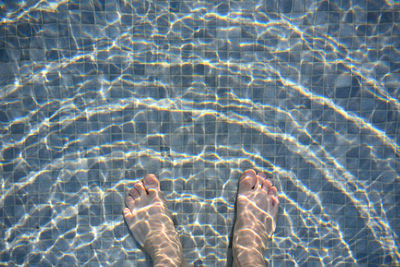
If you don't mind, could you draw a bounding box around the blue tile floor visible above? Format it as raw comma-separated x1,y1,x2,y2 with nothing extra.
0,0,399,266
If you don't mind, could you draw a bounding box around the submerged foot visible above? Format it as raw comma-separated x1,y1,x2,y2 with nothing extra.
232,169,280,267
123,174,185,267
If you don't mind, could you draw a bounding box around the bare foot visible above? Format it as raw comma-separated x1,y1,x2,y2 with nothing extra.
123,174,185,267
232,169,280,267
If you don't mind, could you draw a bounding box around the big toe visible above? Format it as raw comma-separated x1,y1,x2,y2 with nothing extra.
129,187,140,200
143,174,160,195
134,181,146,196
238,169,257,194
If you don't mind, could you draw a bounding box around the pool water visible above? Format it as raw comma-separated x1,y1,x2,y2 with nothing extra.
1,0,399,266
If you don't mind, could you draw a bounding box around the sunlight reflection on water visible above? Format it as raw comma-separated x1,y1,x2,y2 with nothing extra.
0,0,399,266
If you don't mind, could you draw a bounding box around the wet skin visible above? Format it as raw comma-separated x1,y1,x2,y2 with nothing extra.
123,170,279,267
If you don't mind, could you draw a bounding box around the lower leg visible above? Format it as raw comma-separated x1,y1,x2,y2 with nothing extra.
232,231,266,267
123,174,186,267
232,169,280,267
144,228,185,267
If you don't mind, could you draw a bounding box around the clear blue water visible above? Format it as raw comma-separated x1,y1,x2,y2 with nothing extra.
0,0,399,266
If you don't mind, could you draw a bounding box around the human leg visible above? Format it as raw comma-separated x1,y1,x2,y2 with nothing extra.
123,174,186,267
232,169,280,267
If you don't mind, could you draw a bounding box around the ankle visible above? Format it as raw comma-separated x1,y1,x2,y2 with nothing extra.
233,257,265,267
144,233,185,267
153,255,185,267
151,248,185,267
232,247,265,267
232,230,266,267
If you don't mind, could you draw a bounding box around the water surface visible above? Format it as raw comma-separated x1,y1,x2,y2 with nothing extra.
0,0,399,266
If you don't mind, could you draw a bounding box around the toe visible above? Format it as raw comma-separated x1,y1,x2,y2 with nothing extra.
270,196,280,222
143,174,160,195
134,182,146,196
262,178,273,190
129,187,140,200
244,169,257,176
238,169,257,194
268,185,277,195
257,172,267,179
125,196,135,210
256,172,266,187
271,195,279,207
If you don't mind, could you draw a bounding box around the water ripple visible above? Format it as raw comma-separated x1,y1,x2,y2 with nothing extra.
1,0,399,266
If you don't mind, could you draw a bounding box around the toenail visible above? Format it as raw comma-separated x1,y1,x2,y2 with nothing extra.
244,169,256,175
258,172,267,178
146,179,155,184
